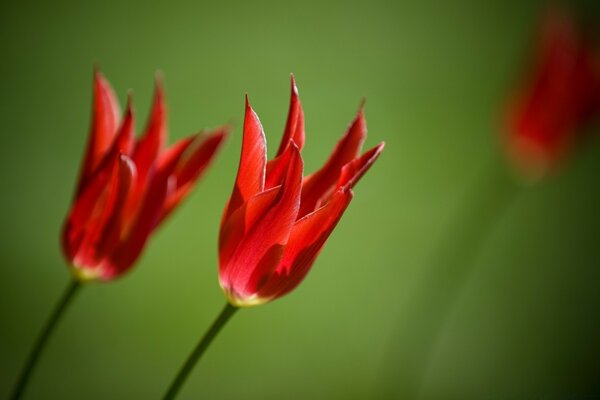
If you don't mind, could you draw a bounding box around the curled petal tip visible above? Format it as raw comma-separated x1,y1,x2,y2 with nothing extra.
123,95,135,120
93,63,107,81
338,142,385,190
290,74,298,94
217,124,233,139
153,72,165,101
93,67,110,89
244,95,260,124
359,97,366,112
154,70,164,86
199,125,231,145
352,102,366,126
126,89,134,105
371,141,386,163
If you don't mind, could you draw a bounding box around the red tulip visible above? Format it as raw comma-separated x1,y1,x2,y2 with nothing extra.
62,70,228,281
504,8,600,179
218,77,384,307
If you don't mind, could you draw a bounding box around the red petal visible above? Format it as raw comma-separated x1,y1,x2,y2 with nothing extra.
93,155,136,271
158,127,228,224
125,78,168,228
156,136,196,172
112,97,135,155
265,140,294,189
106,159,174,278
257,189,353,300
264,77,305,189
63,158,114,263
299,104,366,218
79,98,136,197
219,186,280,270
104,132,197,277
219,143,303,303
275,75,305,156
65,154,134,276
149,134,197,223
132,75,167,184
337,142,385,190
223,97,267,222
76,70,121,195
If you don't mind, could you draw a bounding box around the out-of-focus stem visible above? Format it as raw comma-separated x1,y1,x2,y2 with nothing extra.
11,279,82,400
380,157,521,399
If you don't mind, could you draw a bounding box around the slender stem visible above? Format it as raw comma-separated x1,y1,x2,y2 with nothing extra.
380,157,521,399
163,302,238,400
11,279,82,400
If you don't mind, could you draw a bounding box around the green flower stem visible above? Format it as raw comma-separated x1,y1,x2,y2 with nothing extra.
11,279,82,400
163,302,238,400
381,157,521,399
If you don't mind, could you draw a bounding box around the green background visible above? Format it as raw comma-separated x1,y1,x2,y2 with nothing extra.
2,0,600,398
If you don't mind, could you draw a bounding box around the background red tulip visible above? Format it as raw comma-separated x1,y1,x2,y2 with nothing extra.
218,77,384,307
62,71,228,281
504,8,600,179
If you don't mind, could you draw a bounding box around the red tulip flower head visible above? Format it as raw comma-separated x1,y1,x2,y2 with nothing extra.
62,71,228,281
219,77,384,307
504,8,600,180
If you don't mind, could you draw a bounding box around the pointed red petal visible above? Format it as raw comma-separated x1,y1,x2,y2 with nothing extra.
218,186,280,271
93,155,136,272
65,154,134,277
157,127,228,224
106,133,195,276
257,189,353,300
148,134,198,220
63,158,114,263
156,136,196,172
337,142,385,190
219,144,303,304
265,139,294,189
299,105,366,218
112,98,136,155
76,70,121,195
106,158,175,278
223,97,267,221
120,79,169,227
132,76,167,183
79,98,136,196
264,77,306,189
275,75,305,156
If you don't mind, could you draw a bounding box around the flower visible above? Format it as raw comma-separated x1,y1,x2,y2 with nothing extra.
218,77,384,307
62,70,228,281
504,8,600,180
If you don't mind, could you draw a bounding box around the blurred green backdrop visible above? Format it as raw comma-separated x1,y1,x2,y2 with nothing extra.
2,0,600,398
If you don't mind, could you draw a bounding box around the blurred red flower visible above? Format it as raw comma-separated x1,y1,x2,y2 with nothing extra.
218,77,384,307
62,70,228,281
505,8,600,179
